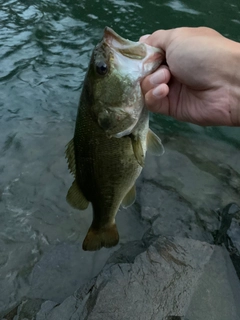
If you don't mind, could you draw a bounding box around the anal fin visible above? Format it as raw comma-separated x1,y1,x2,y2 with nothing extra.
121,185,136,208
66,180,89,210
147,129,164,156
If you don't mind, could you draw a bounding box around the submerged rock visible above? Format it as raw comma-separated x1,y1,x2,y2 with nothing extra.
9,236,240,320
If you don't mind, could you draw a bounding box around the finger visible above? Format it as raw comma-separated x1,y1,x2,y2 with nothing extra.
141,66,171,94
145,84,170,116
139,34,150,42
140,29,173,51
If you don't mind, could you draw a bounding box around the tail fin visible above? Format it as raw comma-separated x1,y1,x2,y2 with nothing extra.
82,223,119,251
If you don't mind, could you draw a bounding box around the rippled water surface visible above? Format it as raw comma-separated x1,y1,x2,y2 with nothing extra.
1,0,240,316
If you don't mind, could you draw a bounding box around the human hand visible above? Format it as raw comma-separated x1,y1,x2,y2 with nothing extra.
140,27,240,126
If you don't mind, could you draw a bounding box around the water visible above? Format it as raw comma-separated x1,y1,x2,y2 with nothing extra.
0,0,240,316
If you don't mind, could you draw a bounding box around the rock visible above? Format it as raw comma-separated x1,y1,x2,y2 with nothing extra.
213,203,240,280
139,178,216,243
213,202,240,246
28,243,117,302
2,304,18,320
36,297,76,320
3,299,45,320
32,236,240,320
185,244,240,320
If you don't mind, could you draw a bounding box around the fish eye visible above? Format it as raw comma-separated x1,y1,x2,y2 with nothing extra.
96,62,108,75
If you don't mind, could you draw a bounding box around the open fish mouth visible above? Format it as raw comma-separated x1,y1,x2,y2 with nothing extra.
102,27,164,77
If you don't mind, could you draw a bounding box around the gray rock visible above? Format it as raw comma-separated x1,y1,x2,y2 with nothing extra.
28,243,117,302
139,177,216,244
34,237,240,320
3,299,45,320
213,202,240,280
186,245,240,320
36,297,76,320
214,202,240,246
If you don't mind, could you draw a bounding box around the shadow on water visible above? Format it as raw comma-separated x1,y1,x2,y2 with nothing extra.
0,0,240,316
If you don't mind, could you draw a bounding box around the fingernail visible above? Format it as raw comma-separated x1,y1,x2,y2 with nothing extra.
150,69,165,85
139,34,150,42
152,86,164,98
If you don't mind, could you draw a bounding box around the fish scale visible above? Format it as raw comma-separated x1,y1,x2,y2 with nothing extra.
75,102,141,216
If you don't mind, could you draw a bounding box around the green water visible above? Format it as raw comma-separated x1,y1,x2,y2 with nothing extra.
0,0,240,316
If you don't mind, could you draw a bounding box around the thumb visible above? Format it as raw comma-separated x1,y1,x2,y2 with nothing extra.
139,29,173,52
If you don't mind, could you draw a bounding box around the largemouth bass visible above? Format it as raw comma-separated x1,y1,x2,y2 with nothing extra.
66,27,164,251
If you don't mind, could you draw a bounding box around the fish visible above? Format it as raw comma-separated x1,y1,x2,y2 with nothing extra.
65,27,165,251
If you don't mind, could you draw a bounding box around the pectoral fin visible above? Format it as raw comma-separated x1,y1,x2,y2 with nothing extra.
121,185,136,208
131,135,145,167
65,139,76,176
147,129,165,156
66,180,89,210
